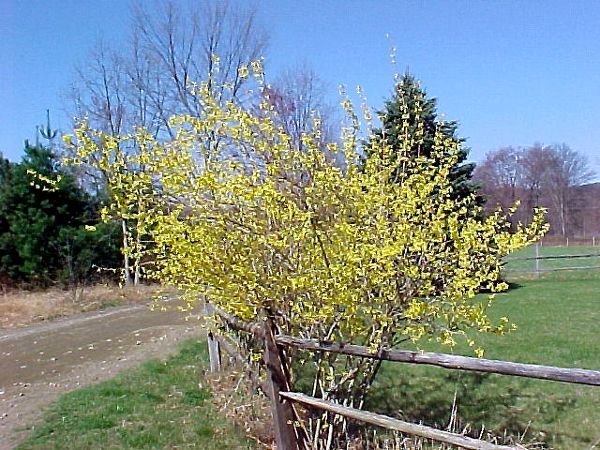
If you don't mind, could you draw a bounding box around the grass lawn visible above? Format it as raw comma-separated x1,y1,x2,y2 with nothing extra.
367,263,600,448
16,340,255,450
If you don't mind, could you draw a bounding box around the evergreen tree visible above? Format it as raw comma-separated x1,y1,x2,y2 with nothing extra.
0,154,15,277
365,73,479,203
0,143,120,286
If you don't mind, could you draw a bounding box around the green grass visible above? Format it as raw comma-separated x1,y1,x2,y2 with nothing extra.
17,340,255,450
367,264,600,448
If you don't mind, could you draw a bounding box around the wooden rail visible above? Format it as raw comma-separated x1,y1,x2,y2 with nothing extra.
275,335,600,386
204,302,264,337
506,264,600,273
280,392,520,450
504,248,600,273
505,252,600,261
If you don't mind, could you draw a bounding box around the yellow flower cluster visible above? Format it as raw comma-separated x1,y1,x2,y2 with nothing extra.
26,169,63,192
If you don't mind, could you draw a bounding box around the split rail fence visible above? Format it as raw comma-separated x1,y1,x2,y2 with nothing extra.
204,304,600,450
504,244,600,274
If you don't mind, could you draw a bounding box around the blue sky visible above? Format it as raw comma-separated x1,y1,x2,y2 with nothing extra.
2,0,599,176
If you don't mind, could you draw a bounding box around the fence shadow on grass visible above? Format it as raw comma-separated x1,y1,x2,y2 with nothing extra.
366,366,578,445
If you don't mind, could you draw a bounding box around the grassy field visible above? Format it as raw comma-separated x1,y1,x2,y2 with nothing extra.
368,256,600,449
16,340,255,450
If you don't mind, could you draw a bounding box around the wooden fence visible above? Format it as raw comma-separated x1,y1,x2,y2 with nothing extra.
204,304,600,450
504,244,600,274
538,236,599,247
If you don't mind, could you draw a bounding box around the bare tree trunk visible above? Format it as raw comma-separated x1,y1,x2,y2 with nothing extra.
121,219,133,286
560,197,567,236
133,230,141,286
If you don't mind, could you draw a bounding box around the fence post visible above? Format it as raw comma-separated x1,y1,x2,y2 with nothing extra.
207,330,222,372
203,303,222,373
535,242,540,277
264,321,299,450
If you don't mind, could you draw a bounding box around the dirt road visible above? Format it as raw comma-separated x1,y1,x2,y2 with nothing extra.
0,303,203,449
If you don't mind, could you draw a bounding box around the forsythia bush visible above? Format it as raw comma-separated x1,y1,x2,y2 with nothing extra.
66,62,546,445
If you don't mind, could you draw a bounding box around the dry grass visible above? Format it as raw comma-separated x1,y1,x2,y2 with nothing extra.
208,363,275,448
0,284,162,330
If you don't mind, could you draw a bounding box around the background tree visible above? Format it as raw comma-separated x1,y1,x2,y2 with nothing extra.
263,66,339,154
39,109,58,148
68,0,268,140
520,143,552,214
0,142,120,287
474,146,523,216
544,144,594,236
66,0,268,284
474,144,595,236
365,73,479,203
131,0,268,134
67,42,149,285
0,153,15,280
69,41,129,138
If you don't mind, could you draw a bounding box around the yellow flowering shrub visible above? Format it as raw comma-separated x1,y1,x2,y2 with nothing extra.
66,63,546,443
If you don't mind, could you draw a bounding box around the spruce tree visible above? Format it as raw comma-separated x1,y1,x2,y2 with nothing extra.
0,143,120,286
365,73,479,203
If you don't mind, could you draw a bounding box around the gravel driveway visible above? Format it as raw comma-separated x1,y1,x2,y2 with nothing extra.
0,303,203,449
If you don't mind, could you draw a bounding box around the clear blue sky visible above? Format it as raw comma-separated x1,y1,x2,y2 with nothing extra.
2,0,599,176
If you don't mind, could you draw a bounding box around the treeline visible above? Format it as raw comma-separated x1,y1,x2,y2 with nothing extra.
474,144,597,238
0,143,121,288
